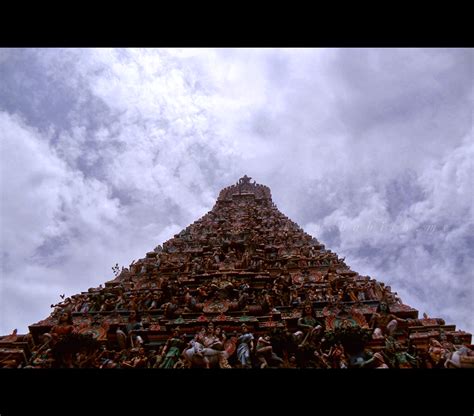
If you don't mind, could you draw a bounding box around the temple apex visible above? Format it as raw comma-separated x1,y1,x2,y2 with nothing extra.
238,174,253,185
6,172,471,370
217,175,272,203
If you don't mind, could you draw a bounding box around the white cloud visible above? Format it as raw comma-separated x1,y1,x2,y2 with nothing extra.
0,48,472,336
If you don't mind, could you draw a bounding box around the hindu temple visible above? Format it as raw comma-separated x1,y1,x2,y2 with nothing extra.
1,176,472,368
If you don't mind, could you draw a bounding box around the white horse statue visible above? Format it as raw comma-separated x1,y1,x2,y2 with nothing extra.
444,346,474,368
183,338,236,368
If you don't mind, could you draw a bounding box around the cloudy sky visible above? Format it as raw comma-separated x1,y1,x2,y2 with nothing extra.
0,48,472,336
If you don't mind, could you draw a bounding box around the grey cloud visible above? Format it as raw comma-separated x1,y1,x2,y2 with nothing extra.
0,49,114,135
0,48,472,336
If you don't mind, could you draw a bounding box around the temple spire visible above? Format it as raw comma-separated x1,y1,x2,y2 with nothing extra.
217,175,272,202
14,175,471,370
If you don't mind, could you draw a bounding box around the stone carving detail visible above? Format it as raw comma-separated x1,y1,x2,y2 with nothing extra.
4,176,471,369
218,175,272,202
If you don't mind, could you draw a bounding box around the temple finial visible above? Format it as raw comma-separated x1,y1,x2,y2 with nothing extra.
218,176,272,202
238,175,252,185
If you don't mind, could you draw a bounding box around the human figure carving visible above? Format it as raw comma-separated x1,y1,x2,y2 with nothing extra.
237,323,254,368
116,310,143,350
296,304,323,348
369,301,406,339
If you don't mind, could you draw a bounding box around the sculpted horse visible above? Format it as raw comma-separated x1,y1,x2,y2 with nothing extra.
183,337,237,368
270,329,323,368
444,346,474,368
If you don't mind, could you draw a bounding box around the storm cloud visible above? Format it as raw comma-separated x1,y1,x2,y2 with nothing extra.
0,48,472,335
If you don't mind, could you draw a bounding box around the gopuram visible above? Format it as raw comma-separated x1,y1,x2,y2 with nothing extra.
2,176,472,369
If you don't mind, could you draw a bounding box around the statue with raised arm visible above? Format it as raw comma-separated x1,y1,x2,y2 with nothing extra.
237,323,254,368
369,301,406,339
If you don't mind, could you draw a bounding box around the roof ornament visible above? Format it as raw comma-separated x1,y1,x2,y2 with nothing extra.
238,175,252,185
218,175,272,202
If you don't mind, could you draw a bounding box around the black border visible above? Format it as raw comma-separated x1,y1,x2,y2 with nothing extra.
1,6,471,47
1,368,473,415
1,7,471,416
